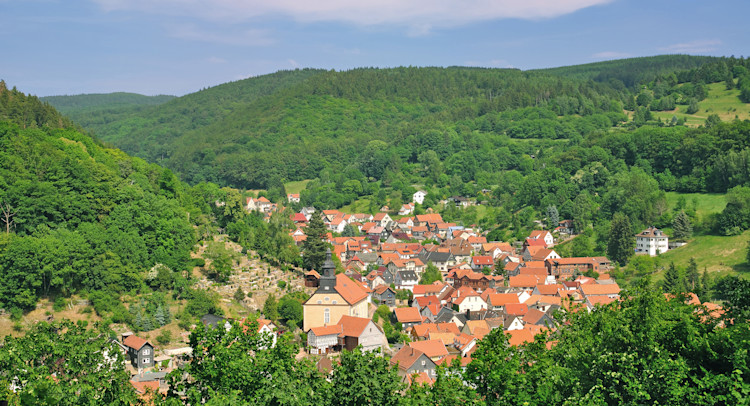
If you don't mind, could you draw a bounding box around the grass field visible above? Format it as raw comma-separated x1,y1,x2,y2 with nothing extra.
664,192,727,223
651,82,750,126
653,231,750,279
340,198,372,214
284,180,311,194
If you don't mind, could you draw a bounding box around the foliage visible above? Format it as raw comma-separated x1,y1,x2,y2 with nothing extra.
607,212,634,266
419,262,442,284
302,214,328,271
0,320,138,405
203,241,237,282
263,294,279,321
328,348,404,406
672,210,693,240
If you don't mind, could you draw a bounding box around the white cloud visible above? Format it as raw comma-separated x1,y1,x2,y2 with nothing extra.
166,23,275,46
659,39,722,54
288,59,300,68
591,51,631,59
92,0,613,30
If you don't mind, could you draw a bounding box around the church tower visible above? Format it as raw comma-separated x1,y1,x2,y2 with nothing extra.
317,249,336,292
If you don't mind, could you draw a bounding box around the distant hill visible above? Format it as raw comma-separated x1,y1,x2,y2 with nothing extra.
535,54,720,88
41,92,175,113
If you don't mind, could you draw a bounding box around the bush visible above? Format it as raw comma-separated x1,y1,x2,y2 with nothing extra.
156,329,173,345
277,280,287,289
53,297,67,312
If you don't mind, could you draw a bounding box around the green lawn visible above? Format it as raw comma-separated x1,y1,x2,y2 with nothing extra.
653,231,750,279
651,82,750,126
284,180,311,195
665,192,727,218
340,198,372,214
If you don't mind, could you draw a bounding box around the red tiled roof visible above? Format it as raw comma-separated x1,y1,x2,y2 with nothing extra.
390,346,428,371
123,335,150,351
580,283,620,296
337,315,374,338
310,324,342,337
409,339,449,358
395,307,423,323
505,303,529,316
335,274,369,305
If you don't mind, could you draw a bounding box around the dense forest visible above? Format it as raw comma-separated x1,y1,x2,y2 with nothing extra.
0,82,297,324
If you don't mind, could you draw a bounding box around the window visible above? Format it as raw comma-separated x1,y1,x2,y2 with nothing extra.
143,358,150,364
317,300,322,304
332,300,337,304
324,308,330,324
421,360,426,366
143,349,150,355
324,296,330,301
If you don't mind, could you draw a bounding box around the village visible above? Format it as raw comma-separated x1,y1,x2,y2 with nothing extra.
117,189,711,396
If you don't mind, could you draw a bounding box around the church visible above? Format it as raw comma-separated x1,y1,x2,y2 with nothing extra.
303,250,370,331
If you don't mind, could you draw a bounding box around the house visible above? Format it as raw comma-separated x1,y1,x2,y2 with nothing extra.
410,323,461,341
451,288,487,313
449,268,501,293
486,293,520,312
580,283,621,300
418,251,456,275
413,191,427,205
471,256,494,272
373,213,393,228
395,270,419,291
246,196,273,213
372,285,396,307
528,230,554,247
328,218,348,234
256,318,278,348
394,307,423,330
303,251,370,331
300,206,316,221
412,283,448,298
635,227,669,256
399,203,415,216
409,339,449,361
545,257,612,279
557,220,575,235
508,275,543,290
337,315,387,352
308,325,341,355
287,193,301,203
122,333,155,369
305,270,320,288
390,346,437,380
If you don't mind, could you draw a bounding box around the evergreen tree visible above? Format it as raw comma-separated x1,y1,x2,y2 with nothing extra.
233,286,246,302
701,267,712,300
263,294,278,321
686,98,699,114
546,205,559,229
663,262,684,294
341,223,356,237
154,304,167,326
686,258,700,293
607,212,634,266
672,210,693,240
302,214,328,271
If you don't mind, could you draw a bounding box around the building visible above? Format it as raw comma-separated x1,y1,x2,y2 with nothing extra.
413,191,427,205
122,333,155,369
635,227,669,256
303,250,370,331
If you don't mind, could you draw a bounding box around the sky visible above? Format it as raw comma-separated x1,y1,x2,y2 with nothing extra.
2,0,749,97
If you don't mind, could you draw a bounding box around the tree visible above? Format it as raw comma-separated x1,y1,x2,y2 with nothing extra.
465,328,525,404
341,223,357,237
203,241,236,282
0,200,15,234
278,297,303,329
302,214,328,271
686,98,700,114
705,114,721,129
263,294,279,321
233,286,246,302
672,210,693,241
686,258,700,294
663,262,684,294
607,212,634,266
546,205,559,229
419,262,442,284
328,348,403,406
0,320,139,405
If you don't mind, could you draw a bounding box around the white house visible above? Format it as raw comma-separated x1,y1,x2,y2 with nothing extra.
413,190,427,205
635,227,669,256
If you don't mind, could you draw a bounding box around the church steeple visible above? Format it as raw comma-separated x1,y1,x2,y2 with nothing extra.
318,249,336,292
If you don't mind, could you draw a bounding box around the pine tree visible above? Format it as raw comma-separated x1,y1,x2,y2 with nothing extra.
154,305,167,326
263,294,278,321
663,262,684,294
701,267,712,300
607,213,634,266
686,258,700,293
546,205,559,229
672,210,693,241
234,286,246,302
302,214,328,271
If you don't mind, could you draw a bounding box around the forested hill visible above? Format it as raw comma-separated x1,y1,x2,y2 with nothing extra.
535,54,720,88
0,82,196,315
40,92,175,113
44,54,740,191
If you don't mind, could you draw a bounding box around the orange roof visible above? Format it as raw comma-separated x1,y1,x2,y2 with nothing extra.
412,283,446,296
580,283,620,296
335,273,369,305
337,315,375,338
506,329,535,346
587,296,617,306
487,293,520,307
391,346,428,371
412,323,461,338
505,303,529,316
535,284,561,295
520,267,548,277
416,214,443,224
123,335,150,351
523,308,548,325
310,324,342,336
407,372,434,386
463,319,490,335
509,275,543,288
409,339,449,358
395,307,423,323
130,380,160,395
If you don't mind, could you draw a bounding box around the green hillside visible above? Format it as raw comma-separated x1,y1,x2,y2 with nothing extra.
41,92,175,113
536,54,719,88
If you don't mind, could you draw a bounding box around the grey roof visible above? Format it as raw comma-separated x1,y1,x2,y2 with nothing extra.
397,270,418,282
434,307,457,324
200,314,225,328
419,250,453,263
131,371,169,382
357,252,379,263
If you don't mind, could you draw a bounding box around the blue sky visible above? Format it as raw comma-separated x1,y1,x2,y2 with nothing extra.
2,0,749,96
